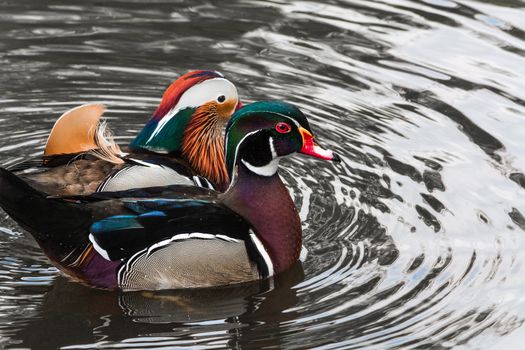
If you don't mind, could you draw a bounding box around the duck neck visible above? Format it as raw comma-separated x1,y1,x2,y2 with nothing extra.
181,105,229,191
221,163,302,274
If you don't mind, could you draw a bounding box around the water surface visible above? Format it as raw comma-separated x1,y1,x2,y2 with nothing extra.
0,0,524,349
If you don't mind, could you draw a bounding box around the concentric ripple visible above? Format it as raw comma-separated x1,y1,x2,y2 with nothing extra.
0,0,524,349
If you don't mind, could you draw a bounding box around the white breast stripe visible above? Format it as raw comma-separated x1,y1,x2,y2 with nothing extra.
203,178,215,190
89,234,111,261
192,176,215,189
189,232,216,239
144,233,237,259
146,237,176,257
118,247,148,285
249,230,274,277
193,176,204,188
216,234,240,243
172,233,190,241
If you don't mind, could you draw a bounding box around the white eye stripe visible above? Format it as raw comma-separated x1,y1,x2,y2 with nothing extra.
146,78,238,143
175,78,237,111
277,114,301,129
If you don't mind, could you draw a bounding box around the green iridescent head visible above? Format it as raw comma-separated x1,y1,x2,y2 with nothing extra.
224,101,339,180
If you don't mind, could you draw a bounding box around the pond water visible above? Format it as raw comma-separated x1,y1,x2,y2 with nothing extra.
0,0,524,349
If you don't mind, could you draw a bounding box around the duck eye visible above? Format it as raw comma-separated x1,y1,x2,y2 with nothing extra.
275,122,291,134
217,95,226,103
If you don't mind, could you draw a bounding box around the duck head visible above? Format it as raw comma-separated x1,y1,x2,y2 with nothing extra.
131,70,240,188
225,101,339,184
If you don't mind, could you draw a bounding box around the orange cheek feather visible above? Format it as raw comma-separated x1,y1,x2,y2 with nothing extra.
213,98,238,120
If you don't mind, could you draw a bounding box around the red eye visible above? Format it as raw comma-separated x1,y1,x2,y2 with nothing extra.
275,122,291,134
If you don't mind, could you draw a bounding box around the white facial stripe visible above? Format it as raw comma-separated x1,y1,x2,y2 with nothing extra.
254,112,302,129
241,158,280,177
287,117,301,129
239,136,280,177
176,78,237,110
269,137,278,159
146,78,238,143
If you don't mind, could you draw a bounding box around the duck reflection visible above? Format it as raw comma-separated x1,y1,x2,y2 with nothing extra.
16,262,304,349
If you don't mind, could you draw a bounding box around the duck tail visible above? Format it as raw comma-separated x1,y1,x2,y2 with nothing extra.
89,120,126,165
44,103,126,165
0,167,91,261
0,167,48,237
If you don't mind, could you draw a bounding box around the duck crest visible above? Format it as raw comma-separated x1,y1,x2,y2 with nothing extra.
224,101,305,179
130,70,224,154
153,70,224,120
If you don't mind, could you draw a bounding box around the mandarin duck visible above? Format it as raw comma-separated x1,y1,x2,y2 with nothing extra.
12,70,240,195
0,101,339,290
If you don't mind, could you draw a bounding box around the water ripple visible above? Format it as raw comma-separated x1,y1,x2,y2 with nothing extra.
0,0,524,349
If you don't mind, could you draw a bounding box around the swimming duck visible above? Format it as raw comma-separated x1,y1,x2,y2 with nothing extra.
0,101,339,290
13,70,240,195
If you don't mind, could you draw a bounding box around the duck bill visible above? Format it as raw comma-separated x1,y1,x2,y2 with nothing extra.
299,127,340,161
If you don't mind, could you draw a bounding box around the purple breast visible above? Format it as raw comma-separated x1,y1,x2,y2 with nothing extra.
80,249,121,289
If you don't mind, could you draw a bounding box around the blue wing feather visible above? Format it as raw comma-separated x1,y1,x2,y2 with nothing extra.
89,199,251,261
91,215,143,235
123,199,209,214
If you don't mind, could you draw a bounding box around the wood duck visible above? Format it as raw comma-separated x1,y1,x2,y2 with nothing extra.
12,70,240,196
0,101,340,290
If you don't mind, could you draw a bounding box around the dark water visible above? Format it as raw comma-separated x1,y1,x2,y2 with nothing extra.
0,0,524,348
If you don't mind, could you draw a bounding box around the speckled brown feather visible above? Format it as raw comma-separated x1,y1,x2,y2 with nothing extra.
21,159,123,196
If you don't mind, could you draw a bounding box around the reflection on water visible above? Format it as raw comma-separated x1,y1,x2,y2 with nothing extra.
12,265,304,349
0,0,524,349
